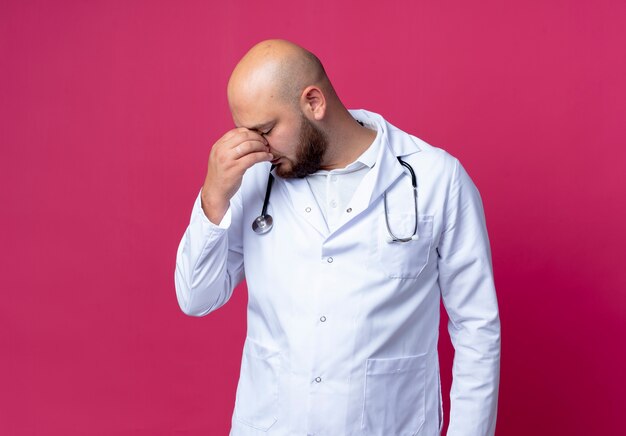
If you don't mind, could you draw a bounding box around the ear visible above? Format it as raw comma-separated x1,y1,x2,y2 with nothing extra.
299,86,326,121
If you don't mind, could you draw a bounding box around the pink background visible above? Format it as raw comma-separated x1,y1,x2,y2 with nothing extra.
2,1,625,434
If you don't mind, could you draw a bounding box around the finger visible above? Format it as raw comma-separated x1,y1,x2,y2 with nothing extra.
220,128,240,142
217,127,248,146
237,151,275,171
224,129,268,148
232,139,270,159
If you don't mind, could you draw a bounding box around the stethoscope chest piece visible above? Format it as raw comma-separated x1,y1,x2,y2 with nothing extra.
252,214,273,234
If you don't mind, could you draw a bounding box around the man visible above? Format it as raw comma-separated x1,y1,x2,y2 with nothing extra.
175,39,500,435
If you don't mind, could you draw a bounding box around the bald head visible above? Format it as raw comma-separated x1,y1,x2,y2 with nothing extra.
227,39,335,114
224,39,376,175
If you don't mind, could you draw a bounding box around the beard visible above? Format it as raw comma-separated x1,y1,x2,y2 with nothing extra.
275,114,328,179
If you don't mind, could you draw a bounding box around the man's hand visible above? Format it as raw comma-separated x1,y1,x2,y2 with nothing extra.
201,128,274,224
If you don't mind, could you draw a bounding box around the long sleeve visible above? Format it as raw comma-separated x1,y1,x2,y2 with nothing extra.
437,159,501,435
174,187,245,317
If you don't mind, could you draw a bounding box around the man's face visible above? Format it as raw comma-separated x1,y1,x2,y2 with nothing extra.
231,96,329,178
272,113,328,178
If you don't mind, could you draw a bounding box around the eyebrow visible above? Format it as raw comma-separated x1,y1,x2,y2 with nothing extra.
247,121,273,132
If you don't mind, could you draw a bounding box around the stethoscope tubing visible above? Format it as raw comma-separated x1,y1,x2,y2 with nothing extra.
261,170,275,217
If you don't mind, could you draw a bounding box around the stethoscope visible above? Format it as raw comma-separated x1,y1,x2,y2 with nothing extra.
252,157,419,243
251,165,276,234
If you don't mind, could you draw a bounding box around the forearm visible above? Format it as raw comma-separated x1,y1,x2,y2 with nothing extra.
174,189,244,316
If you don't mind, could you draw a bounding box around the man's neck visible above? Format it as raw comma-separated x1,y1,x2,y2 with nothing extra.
320,111,377,170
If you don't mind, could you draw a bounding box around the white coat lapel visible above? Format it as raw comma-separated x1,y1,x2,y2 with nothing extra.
331,114,422,235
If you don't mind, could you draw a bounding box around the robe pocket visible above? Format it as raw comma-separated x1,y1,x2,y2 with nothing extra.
362,354,428,436
377,214,434,279
234,338,280,431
